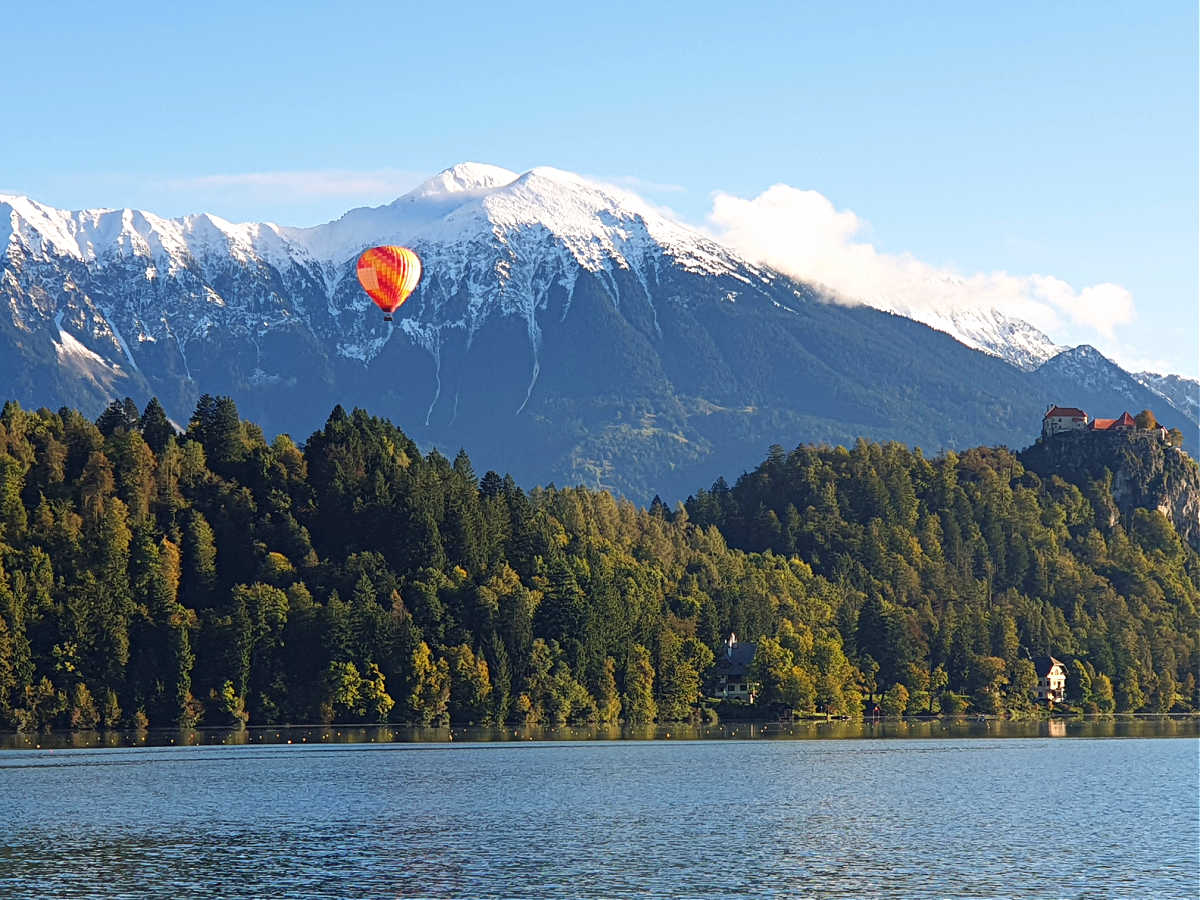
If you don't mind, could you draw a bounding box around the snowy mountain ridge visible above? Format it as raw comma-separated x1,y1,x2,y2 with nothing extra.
3,162,740,275
873,301,1064,371
1,163,1191,418
0,165,1073,377
0,163,1194,499
1,164,755,378
287,162,745,275
1133,372,1200,422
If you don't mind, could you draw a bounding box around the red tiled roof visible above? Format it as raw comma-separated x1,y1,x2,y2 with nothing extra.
1116,412,1135,426
1044,406,1087,419
1091,418,1116,430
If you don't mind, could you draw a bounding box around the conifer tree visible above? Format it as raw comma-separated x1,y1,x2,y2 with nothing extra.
139,398,176,455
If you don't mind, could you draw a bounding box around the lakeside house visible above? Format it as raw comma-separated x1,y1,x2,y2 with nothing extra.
712,633,757,703
1032,656,1067,705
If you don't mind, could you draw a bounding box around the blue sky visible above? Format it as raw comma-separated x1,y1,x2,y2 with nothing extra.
4,1,1197,377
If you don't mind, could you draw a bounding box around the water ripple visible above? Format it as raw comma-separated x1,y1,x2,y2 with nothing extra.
1,737,1195,898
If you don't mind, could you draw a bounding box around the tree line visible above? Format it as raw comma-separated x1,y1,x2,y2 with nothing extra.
684,437,1198,716
0,397,1195,731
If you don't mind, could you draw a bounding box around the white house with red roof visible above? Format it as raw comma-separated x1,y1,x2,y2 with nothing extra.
1042,405,1089,438
1043,406,1149,440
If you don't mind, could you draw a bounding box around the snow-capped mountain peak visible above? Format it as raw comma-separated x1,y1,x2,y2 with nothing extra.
283,163,743,279
0,192,299,275
0,162,1195,502
1,164,753,401
2,193,93,260
1133,371,1200,422
0,164,1186,407
1035,344,1149,405
411,162,519,197
879,301,1064,371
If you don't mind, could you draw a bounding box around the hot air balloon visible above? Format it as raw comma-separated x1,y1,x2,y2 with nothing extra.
356,246,422,321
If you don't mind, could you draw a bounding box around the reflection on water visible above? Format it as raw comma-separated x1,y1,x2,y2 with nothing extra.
1,714,1195,751
2,730,1196,899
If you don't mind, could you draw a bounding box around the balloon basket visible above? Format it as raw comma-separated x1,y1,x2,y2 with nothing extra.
383,315,393,322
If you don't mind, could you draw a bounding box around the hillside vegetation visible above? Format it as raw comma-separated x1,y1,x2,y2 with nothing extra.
0,397,1195,731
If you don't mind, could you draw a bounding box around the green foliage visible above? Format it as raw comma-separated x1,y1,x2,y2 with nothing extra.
212,679,247,728
880,683,909,718
100,688,121,729
68,682,99,729
409,641,450,726
325,661,363,719
751,635,816,714
323,660,393,722
656,631,713,721
1007,658,1038,712
940,691,969,716
447,643,492,722
0,399,1194,732
686,439,1199,718
1092,672,1116,713
139,398,176,456
623,644,657,724
596,657,622,724
359,662,395,722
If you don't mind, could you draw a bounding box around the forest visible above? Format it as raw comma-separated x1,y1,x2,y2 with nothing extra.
0,396,1196,731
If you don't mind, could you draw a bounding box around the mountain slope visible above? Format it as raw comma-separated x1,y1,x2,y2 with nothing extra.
0,165,1193,501
1133,371,1199,424
1035,347,1198,433
864,297,1064,371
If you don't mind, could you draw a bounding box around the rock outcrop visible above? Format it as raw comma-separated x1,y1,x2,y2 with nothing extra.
1021,430,1200,550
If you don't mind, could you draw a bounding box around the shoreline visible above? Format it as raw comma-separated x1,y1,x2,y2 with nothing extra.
3,714,1197,751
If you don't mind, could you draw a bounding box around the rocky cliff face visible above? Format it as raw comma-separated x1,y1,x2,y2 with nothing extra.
1020,431,1200,550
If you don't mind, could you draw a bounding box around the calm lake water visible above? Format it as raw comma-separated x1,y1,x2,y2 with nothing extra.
2,724,1197,898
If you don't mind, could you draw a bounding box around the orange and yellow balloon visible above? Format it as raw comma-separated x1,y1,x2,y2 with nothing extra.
356,246,423,321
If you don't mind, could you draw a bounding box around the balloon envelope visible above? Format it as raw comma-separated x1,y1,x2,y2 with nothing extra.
356,246,422,317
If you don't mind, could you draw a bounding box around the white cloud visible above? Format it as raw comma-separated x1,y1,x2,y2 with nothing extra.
596,174,686,194
166,168,425,199
706,184,1136,341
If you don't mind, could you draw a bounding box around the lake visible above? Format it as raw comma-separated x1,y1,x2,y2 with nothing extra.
2,725,1197,898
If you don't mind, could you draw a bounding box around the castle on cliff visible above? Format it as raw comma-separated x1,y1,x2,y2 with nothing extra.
1042,405,1167,441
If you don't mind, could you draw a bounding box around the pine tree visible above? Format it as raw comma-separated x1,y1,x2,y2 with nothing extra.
0,451,28,541
182,511,218,608
139,398,176,455
96,398,140,437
